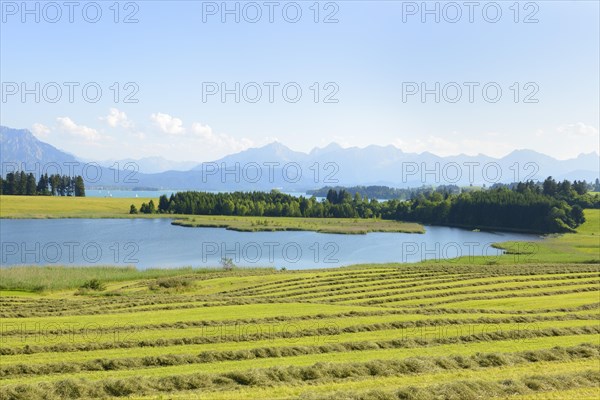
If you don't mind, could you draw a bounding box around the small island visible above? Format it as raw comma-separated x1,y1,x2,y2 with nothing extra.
171,215,425,234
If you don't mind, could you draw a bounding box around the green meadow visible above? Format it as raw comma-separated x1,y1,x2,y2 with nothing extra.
0,195,158,219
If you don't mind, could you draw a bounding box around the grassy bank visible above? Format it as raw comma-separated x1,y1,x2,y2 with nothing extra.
490,209,600,264
0,266,276,293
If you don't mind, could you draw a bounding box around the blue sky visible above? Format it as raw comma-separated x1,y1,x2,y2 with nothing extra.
1,0,598,161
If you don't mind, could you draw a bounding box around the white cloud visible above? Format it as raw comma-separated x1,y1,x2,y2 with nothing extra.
56,117,100,141
191,121,253,152
100,108,133,129
31,123,50,138
191,122,213,138
150,112,185,135
556,122,599,137
22,113,263,161
524,123,599,159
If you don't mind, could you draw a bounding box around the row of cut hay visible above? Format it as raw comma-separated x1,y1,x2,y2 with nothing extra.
250,274,481,299
1,345,597,399
234,265,599,298
221,268,412,295
230,270,463,297
1,312,596,360
337,281,600,307
284,274,600,303
1,320,598,377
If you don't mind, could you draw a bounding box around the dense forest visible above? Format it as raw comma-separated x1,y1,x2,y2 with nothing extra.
0,172,85,196
394,182,591,233
136,177,598,233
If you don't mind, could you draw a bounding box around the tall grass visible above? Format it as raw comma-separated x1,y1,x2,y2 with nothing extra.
0,266,273,292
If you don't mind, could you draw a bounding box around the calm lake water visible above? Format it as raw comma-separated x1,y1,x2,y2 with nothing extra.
0,219,543,270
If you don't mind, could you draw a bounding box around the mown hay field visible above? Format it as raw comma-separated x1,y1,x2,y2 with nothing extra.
0,261,599,400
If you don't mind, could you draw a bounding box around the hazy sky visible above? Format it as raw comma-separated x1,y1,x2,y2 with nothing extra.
1,1,598,161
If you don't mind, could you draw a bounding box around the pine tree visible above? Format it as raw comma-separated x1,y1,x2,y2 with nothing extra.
158,195,170,213
25,173,37,195
36,174,49,195
17,171,27,194
74,176,86,197
4,172,16,195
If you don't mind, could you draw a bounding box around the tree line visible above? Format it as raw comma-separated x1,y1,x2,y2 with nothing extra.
394,186,586,233
0,172,85,196
311,179,600,201
133,177,597,233
308,185,461,200
393,177,598,232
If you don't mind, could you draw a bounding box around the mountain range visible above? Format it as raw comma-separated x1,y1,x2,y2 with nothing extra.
1,125,598,191
94,157,198,175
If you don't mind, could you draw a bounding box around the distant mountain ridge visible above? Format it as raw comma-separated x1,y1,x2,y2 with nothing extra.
0,126,78,167
1,125,598,190
96,157,198,174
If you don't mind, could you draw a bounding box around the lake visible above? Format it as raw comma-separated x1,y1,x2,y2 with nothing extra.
0,219,543,269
